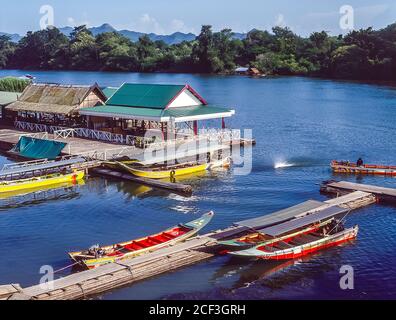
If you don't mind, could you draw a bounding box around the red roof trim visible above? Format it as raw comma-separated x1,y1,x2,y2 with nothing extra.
164,84,207,109
186,84,208,105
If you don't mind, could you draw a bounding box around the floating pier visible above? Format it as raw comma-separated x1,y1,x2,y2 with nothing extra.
321,180,396,202
1,189,378,300
0,128,141,161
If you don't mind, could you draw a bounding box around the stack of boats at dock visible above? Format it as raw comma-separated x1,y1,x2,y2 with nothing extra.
69,198,360,270
0,143,231,198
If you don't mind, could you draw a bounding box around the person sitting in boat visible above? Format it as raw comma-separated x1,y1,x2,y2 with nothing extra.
88,244,103,258
357,158,364,167
96,248,105,258
327,219,345,234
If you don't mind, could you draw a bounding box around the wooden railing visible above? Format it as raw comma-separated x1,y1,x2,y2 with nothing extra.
14,121,239,147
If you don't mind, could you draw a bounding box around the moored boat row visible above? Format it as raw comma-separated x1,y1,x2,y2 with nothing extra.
69,202,360,269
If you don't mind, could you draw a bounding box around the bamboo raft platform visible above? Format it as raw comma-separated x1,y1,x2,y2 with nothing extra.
1,190,377,300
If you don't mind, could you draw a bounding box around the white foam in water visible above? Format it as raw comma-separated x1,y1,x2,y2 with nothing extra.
274,161,295,169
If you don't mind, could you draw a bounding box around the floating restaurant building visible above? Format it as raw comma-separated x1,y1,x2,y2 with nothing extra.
79,83,235,140
2,82,236,148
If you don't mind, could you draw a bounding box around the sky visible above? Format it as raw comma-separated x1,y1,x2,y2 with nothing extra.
0,0,395,36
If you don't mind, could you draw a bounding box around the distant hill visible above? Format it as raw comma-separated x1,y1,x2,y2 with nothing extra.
0,32,22,42
1,23,247,45
89,23,117,36
118,30,197,44
58,26,74,37
90,24,197,44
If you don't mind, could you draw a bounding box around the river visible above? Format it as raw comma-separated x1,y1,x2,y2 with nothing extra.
0,69,396,299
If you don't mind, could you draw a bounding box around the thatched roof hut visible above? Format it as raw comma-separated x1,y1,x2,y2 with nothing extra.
6,83,107,115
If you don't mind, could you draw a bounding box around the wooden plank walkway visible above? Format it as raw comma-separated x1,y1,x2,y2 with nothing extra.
0,128,234,162
2,190,375,300
0,128,141,160
0,284,23,300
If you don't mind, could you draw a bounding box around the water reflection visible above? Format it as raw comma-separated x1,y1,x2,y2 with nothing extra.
0,181,85,209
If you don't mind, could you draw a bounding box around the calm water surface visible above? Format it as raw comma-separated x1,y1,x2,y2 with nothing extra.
0,70,396,299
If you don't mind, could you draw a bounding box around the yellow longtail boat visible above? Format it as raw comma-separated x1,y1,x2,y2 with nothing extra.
0,180,86,199
116,158,231,180
69,211,214,269
0,171,85,194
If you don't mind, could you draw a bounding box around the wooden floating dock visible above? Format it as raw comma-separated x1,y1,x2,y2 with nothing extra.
0,128,139,160
1,189,377,300
321,180,396,202
0,284,24,300
91,168,193,196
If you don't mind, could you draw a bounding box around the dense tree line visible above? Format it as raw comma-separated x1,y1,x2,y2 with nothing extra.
1,23,396,80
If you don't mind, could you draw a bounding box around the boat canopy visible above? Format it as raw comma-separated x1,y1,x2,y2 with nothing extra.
257,206,348,237
11,136,66,160
236,200,324,229
0,157,85,178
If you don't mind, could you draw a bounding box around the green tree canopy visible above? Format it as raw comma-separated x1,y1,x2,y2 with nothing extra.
1,23,396,80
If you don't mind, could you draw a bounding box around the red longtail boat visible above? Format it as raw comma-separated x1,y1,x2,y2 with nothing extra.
331,160,396,176
229,205,358,260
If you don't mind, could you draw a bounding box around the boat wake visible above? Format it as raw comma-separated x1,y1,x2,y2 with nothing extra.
274,161,295,169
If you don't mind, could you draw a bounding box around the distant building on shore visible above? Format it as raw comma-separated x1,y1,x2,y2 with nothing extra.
234,66,264,76
235,67,249,75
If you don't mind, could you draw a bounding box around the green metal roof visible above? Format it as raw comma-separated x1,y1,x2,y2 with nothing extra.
163,105,232,118
80,105,233,120
102,87,118,99
0,91,21,106
106,83,186,109
81,105,163,118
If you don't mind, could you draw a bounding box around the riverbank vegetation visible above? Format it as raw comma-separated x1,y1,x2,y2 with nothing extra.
1,23,396,80
0,77,30,92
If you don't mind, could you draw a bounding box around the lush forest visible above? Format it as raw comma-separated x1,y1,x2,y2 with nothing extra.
1,23,396,80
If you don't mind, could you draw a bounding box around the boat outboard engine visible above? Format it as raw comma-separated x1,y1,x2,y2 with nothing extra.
88,244,100,256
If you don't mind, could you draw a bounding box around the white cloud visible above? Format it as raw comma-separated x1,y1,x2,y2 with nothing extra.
170,19,195,34
66,17,90,28
67,17,75,26
129,14,194,35
275,14,286,28
132,13,165,34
